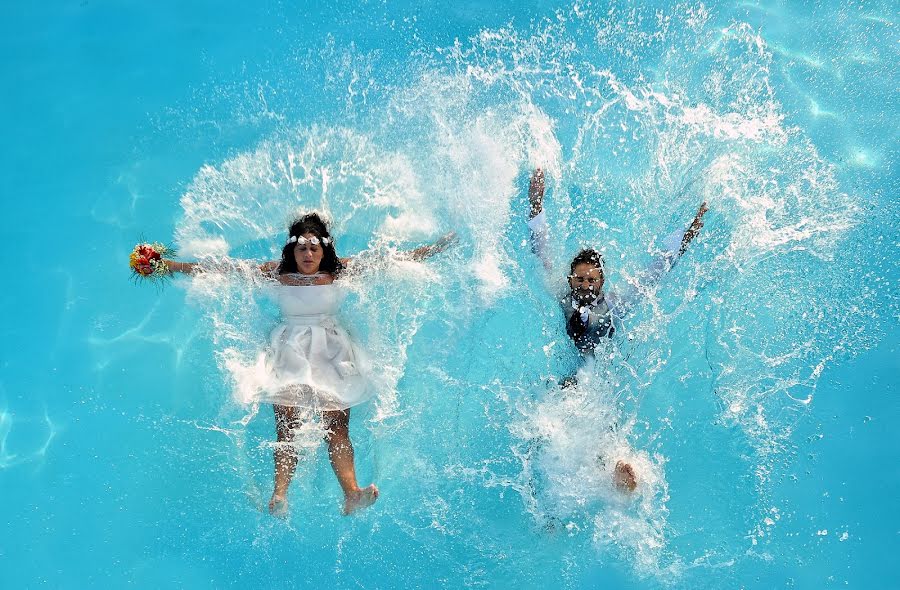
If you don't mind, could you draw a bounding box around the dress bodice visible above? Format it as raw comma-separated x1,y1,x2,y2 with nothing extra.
276,284,347,320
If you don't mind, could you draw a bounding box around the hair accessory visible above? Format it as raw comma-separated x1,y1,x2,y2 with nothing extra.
287,236,331,246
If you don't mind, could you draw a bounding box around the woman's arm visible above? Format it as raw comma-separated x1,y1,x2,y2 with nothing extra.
338,231,456,269
347,233,456,265
164,259,280,277
406,231,457,261
164,260,199,274
259,260,279,276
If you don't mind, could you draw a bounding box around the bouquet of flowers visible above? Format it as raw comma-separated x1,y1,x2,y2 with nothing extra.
129,242,175,282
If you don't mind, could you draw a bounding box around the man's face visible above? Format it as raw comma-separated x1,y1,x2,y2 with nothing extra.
568,262,605,305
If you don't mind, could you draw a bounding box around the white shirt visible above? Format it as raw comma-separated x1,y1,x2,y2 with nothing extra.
528,209,686,324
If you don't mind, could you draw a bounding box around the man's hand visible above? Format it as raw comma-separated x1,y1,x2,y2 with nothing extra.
529,168,545,218
679,201,708,255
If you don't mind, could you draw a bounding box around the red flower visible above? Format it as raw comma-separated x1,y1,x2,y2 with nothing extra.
137,245,160,259
131,243,168,277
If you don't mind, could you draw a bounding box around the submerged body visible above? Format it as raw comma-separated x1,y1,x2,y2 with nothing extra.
263,268,377,518
528,208,689,354
168,215,381,516
167,213,453,516
525,168,708,494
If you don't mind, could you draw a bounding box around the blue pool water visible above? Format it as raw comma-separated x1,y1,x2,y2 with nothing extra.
2,1,897,588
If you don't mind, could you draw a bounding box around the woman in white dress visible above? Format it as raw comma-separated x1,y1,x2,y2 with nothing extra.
166,213,453,516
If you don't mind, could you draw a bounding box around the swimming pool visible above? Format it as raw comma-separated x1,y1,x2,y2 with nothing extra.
1,1,897,588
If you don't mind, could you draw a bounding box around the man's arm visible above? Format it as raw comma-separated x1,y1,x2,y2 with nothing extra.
529,168,545,218
527,168,553,273
654,201,709,277
678,202,708,256
609,202,709,318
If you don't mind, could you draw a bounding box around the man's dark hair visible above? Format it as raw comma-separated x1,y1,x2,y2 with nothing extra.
570,248,604,274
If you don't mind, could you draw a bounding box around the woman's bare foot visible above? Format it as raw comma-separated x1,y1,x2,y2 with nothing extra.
614,461,637,493
343,484,379,515
269,493,288,517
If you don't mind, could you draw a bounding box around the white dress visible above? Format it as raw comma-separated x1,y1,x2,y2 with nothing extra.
238,283,371,411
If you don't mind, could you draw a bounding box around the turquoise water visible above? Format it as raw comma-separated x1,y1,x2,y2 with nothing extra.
2,1,897,588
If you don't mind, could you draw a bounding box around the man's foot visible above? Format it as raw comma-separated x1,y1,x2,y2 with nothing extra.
613,461,637,493
268,493,288,517
343,484,379,515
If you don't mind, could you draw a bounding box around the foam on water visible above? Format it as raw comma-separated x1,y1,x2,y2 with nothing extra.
508,355,676,577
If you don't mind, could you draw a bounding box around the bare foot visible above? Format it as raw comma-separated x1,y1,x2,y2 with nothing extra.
614,461,637,493
268,493,288,517
343,484,379,515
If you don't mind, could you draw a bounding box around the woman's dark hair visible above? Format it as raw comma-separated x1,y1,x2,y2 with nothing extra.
570,248,604,274
278,212,344,275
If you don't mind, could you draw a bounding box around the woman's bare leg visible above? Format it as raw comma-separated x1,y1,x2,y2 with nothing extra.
269,404,300,515
322,409,378,515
